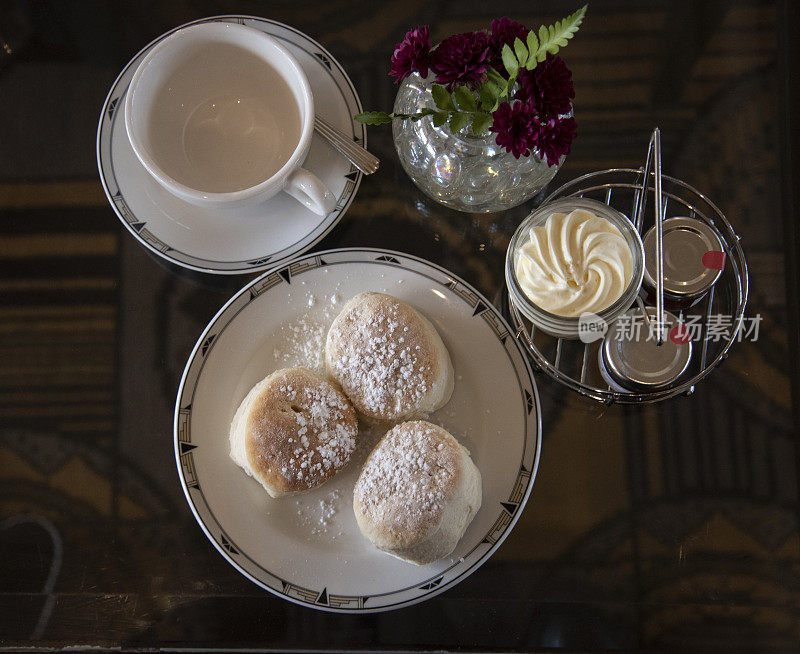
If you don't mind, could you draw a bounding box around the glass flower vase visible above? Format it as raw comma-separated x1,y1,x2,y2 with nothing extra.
392,73,562,213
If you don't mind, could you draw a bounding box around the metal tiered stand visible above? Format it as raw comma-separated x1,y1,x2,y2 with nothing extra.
504,128,749,404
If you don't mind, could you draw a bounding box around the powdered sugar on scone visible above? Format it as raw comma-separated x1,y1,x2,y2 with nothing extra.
242,367,358,494
325,293,451,421
353,421,461,548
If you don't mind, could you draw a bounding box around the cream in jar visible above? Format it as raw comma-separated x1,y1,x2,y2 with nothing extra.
514,208,634,317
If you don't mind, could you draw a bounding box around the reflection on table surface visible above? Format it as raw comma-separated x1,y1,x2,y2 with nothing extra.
0,0,797,650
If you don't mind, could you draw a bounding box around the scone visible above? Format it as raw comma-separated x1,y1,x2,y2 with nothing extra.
229,367,358,497
325,292,454,421
353,420,481,565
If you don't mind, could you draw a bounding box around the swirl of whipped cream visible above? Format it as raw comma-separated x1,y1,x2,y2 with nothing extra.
515,208,634,317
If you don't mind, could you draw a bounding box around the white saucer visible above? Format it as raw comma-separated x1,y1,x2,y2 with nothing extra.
174,249,541,612
97,16,365,275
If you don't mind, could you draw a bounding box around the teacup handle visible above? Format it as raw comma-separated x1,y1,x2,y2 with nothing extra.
284,168,336,216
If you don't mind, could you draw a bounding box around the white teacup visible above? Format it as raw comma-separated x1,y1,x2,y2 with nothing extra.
124,22,336,216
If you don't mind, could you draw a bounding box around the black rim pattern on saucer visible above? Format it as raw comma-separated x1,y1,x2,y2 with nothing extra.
97,16,365,274
174,248,542,613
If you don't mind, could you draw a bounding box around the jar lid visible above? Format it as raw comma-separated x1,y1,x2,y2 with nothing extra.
643,217,724,299
601,307,692,391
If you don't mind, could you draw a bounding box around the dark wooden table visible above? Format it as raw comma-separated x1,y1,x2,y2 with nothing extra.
1,0,798,650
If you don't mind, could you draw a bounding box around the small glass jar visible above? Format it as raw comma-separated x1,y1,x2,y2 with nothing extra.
505,197,645,339
598,306,693,392
640,216,725,309
392,73,562,213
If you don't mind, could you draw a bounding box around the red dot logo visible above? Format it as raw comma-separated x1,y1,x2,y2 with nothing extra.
669,323,691,345
702,250,726,271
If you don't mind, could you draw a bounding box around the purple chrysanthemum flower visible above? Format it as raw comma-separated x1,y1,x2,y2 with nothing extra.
430,31,490,89
536,116,578,166
489,101,540,159
389,25,431,84
515,54,575,119
489,17,528,70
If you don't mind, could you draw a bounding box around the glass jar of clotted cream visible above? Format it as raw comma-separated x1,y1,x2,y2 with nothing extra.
506,198,645,339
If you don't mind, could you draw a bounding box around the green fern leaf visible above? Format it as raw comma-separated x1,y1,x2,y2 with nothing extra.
501,43,519,77
526,31,539,57
527,4,587,69
514,37,528,66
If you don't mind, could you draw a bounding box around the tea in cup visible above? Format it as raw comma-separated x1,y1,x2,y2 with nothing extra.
125,22,335,216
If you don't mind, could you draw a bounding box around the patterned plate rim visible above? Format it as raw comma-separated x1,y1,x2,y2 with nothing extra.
173,247,542,612
96,15,365,275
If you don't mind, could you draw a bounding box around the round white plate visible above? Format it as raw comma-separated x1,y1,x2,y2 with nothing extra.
97,16,364,275
174,248,541,612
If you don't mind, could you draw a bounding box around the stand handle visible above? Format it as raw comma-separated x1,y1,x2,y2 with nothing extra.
633,127,666,345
